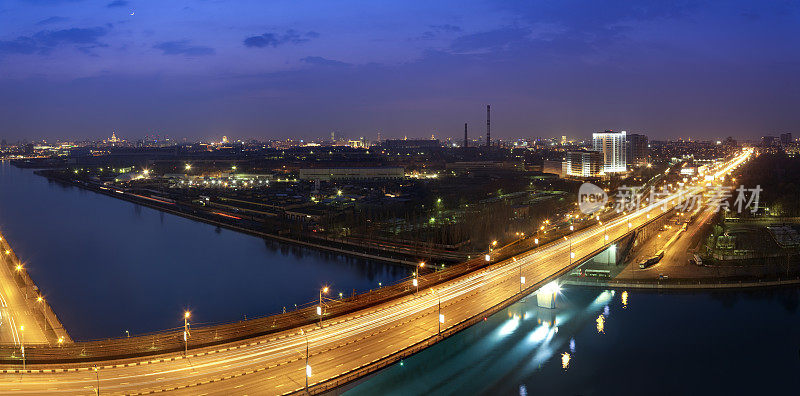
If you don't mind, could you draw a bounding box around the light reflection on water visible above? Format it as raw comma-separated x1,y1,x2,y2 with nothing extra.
347,286,800,395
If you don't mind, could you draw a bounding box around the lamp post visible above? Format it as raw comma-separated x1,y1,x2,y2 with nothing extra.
93,365,100,396
300,329,310,394
183,311,191,356
318,287,329,327
413,262,425,294
438,297,443,336
20,325,24,372
569,224,574,265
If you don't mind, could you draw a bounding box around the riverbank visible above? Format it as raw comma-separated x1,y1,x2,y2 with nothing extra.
565,275,800,290
35,170,428,267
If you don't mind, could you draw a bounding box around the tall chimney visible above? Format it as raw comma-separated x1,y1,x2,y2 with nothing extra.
464,123,468,148
486,105,491,147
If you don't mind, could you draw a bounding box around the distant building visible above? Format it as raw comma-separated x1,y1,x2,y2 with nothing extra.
780,133,793,145
347,139,364,148
298,167,404,181
761,136,779,147
565,150,602,178
381,139,441,149
593,130,627,173
626,133,649,166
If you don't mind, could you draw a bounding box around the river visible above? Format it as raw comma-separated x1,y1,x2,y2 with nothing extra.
347,286,800,395
0,163,408,340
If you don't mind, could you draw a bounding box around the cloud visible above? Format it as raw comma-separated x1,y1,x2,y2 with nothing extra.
243,30,319,48
37,16,69,25
418,24,462,40
20,0,83,4
0,26,109,55
153,40,215,56
429,24,462,33
449,27,531,52
300,56,349,67
107,0,129,7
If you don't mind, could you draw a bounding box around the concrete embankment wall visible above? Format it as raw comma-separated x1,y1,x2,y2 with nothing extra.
565,276,800,290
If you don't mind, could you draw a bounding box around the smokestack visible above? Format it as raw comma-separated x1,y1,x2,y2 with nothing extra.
464,123,468,148
486,105,491,147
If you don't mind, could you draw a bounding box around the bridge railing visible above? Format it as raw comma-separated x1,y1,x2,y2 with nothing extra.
0,215,578,366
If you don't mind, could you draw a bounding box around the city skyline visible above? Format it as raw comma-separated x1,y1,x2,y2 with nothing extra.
1,0,799,141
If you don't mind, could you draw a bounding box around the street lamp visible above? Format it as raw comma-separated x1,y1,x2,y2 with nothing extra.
93,365,100,395
569,224,574,265
20,325,24,372
438,298,444,336
514,257,525,294
318,286,329,326
300,328,310,394
413,262,424,293
183,311,191,356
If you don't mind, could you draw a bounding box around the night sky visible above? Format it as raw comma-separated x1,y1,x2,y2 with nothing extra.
1,0,798,142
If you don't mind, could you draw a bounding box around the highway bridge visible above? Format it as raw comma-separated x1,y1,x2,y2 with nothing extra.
0,150,751,395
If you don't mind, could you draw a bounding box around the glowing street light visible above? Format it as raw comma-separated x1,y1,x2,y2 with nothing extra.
183,311,191,355
20,325,25,372
184,164,192,171
413,262,424,293
300,328,310,393
93,365,100,395
318,286,329,326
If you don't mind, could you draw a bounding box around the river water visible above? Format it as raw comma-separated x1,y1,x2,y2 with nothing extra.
0,163,408,340
347,286,800,395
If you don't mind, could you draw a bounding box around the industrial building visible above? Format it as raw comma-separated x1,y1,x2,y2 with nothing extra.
298,167,404,181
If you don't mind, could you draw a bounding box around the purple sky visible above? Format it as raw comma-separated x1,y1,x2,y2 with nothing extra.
1,0,798,142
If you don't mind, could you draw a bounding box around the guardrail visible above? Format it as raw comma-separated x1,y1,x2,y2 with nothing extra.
0,185,675,367
0,217,570,365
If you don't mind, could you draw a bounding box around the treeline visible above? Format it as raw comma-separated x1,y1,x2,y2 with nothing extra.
735,152,800,217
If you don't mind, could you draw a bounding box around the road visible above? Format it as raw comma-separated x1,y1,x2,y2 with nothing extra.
0,150,751,395
0,235,50,347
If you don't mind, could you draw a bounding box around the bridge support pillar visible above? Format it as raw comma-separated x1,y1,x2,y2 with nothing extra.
536,281,560,309
596,244,617,265
537,292,556,309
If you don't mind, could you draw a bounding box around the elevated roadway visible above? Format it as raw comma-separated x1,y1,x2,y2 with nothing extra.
0,150,751,395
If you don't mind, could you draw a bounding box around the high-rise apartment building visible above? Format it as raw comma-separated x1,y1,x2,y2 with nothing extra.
626,133,649,165
593,130,627,173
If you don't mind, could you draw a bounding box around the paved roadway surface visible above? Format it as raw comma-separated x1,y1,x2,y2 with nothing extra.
0,236,49,346
0,151,751,395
